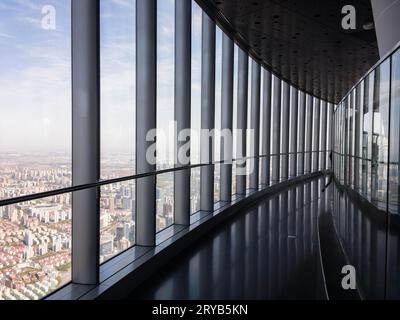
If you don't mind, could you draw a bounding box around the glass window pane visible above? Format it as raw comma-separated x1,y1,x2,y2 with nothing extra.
362,73,374,199
191,1,201,165
371,60,390,208
389,50,400,214
156,172,174,232
214,27,222,203
157,0,175,170
388,48,400,298
100,0,135,180
156,0,175,231
312,98,320,172
354,85,363,191
0,194,71,300
348,94,354,186
344,98,349,184
191,1,202,213
100,181,135,263
0,1,71,201
191,168,200,214
305,94,312,175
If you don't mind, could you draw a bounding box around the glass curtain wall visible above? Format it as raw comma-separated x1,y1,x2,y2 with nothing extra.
335,62,390,207
371,61,390,209
0,0,332,300
388,48,400,298
333,47,400,299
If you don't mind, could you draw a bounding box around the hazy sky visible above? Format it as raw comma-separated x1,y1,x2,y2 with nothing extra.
0,0,71,153
0,0,205,159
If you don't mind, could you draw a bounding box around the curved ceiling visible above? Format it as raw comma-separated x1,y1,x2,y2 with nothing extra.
198,0,379,104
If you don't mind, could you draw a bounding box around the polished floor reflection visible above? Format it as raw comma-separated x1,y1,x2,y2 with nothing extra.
331,185,388,299
129,177,329,300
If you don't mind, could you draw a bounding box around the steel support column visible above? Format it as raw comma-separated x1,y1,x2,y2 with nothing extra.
136,0,157,247
200,13,216,211
236,49,248,195
249,60,261,190
174,0,191,225
220,34,234,202
297,91,306,175
271,78,281,183
354,89,361,189
320,100,327,171
328,103,334,170
289,87,298,178
72,0,100,285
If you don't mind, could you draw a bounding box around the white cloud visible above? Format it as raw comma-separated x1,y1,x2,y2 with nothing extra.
0,32,15,38
111,0,135,9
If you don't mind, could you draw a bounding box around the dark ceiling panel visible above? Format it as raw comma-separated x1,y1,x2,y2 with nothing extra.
200,0,379,103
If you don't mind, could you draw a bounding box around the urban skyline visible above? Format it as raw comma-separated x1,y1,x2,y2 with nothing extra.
0,152,209,300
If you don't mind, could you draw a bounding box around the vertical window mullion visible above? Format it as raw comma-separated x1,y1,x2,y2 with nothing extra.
330,103,335,170
174,0,191,225
71,0,100,285
200,13,215,212
236,49,248,195
220,34,234,202
249,61,261,189
297,91,306,175
136,0,157,246
289,87,298,178
320,101,328,171
272,78,281,183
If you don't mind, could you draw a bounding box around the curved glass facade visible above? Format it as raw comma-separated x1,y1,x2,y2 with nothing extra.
0,0,332,300
333,46,400,299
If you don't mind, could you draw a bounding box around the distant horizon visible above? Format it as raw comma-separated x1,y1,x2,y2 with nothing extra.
0,0,203,155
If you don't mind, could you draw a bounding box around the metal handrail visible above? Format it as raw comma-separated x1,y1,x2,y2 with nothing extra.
0,150,331,207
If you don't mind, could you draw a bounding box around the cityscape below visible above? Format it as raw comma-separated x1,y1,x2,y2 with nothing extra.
0,152,218,300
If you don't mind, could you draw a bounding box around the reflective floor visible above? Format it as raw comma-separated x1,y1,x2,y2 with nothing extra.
331,184,390,299
126,174,400,300
129,177,329,300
